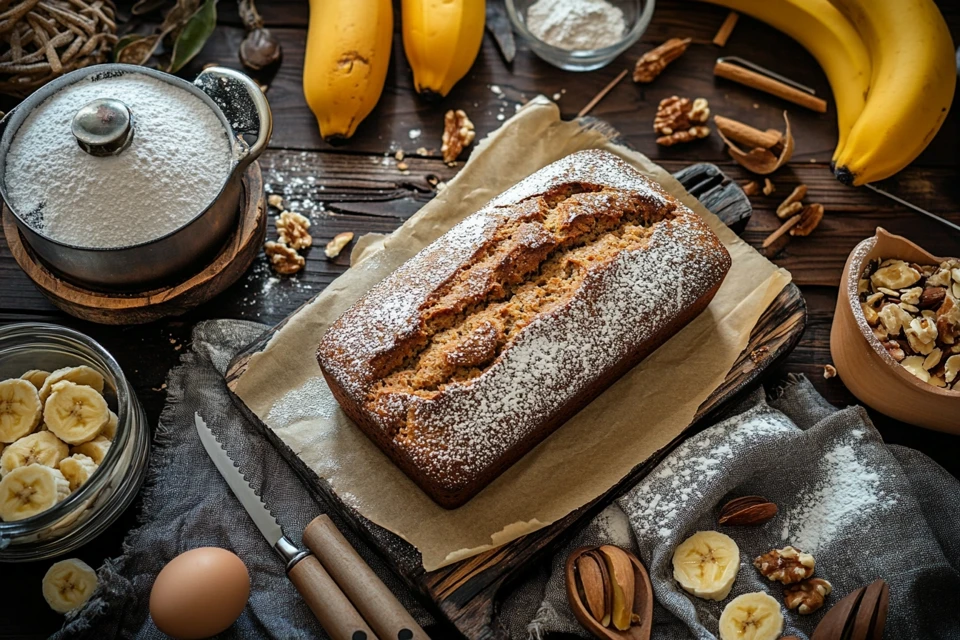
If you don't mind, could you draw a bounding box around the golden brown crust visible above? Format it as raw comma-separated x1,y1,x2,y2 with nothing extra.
318,150,731,508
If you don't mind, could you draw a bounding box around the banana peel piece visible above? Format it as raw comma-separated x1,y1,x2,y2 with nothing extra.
718,111,794,175
598,545,635,631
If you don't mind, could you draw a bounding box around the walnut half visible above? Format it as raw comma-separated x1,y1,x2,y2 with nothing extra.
753,546,815,585
654,96,710,146
784,577,832,614
265,241,305,275
441,109,476,164
276,211,312,250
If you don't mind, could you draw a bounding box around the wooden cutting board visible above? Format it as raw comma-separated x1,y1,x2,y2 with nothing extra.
225,163,806,639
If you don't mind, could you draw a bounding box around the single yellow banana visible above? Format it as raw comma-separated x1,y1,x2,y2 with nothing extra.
304,0,394,140
698,0,871,158
830,0,955,185
402,0,485,99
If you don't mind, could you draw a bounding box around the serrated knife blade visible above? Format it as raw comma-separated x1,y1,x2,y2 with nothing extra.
195,413,378,640
195,413,283,547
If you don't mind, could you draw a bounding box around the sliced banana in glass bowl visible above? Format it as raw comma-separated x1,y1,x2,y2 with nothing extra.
0,323,150,561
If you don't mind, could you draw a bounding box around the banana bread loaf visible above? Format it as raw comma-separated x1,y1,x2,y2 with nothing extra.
317,150,732,508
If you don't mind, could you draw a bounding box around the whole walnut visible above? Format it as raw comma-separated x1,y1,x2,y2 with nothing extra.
753,546,815,585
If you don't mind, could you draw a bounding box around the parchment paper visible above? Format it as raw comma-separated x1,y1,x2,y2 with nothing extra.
232,98,791,571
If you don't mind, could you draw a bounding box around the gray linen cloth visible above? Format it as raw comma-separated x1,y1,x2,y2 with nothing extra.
55,319,960,639
502,377,960,640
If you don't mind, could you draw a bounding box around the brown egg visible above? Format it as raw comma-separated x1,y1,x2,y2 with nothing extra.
149,547,250,639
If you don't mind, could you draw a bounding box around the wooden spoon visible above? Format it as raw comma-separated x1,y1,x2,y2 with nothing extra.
565,546,654,640
812,579,889,640
811,586,865,640
850,579,890,640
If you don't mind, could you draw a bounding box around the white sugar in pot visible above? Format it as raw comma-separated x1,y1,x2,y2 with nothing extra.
0,64,272,290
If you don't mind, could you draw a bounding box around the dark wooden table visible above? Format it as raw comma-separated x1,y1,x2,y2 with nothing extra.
2,1,959,637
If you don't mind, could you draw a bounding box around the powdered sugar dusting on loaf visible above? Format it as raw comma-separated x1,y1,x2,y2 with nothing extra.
318,150,731,497
322,212,497,393
406,215,728,483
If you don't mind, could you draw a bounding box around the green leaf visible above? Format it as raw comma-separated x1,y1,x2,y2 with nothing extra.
168,0,217,73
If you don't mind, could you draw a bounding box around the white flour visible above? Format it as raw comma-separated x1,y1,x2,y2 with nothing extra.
5,72,232,249
779,431,897,553
525,0,626,51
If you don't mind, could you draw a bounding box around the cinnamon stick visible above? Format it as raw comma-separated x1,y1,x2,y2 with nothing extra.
714,61,827,113
713,12,739,47
714,115,782,149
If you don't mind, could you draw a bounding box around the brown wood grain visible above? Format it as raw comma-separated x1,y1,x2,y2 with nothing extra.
178,2,960,167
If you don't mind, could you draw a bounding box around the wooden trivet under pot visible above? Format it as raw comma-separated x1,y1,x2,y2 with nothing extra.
2,162,266,325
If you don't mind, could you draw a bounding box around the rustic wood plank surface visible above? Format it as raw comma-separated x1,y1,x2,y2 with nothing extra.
1,0,959,637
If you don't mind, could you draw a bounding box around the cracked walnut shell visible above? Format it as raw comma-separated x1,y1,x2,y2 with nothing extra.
265,241,305,275
441,109,476,164
784,578,832,614
276,211,312,250
754,546,815,585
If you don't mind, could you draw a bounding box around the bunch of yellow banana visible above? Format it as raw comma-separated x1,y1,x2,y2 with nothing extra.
700,0,955,186
303,0,485,140
402,0,486,100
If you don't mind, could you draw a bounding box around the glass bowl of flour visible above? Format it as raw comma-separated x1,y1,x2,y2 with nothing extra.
507,0,654,71
0,64,272,291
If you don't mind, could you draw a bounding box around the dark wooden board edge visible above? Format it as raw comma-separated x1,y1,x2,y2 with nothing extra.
223,162,806,638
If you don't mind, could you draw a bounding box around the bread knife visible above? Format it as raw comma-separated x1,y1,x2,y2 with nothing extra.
195,413,377,640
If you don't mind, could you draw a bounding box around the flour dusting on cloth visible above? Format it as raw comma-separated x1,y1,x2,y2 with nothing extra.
780,430,897,554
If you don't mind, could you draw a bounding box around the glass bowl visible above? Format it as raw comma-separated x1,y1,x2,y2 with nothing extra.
0,323,150,561
506,0,655,71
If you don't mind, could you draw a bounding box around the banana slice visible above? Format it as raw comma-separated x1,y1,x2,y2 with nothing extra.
70,436,110,465
42,558,99,614
718,592,784,640
20,370,50,390
43,381,109,445
672,531,741,601
0,464,70,521
38,366,105,404
0,378,43,443
100,410,118,440
59,454,98,492
0,431,69,476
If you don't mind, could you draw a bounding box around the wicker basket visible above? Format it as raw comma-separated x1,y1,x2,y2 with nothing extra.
0,0,117,98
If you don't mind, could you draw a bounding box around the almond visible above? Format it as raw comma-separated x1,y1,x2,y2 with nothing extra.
718,495,778,526
919,287,947,310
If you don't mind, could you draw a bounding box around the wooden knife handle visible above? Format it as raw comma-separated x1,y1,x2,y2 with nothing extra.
288,554,379,640
303,515,429,640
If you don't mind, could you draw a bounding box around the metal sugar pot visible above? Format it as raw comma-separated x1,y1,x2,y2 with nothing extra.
0,64,272,290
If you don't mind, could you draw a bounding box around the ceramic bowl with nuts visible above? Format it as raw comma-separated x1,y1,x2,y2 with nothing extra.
831,228,960,433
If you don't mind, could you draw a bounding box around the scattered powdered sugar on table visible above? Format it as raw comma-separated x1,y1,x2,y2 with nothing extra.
5,72,232,248
779,432,897,553
525,0,626,51
620,404,796,541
